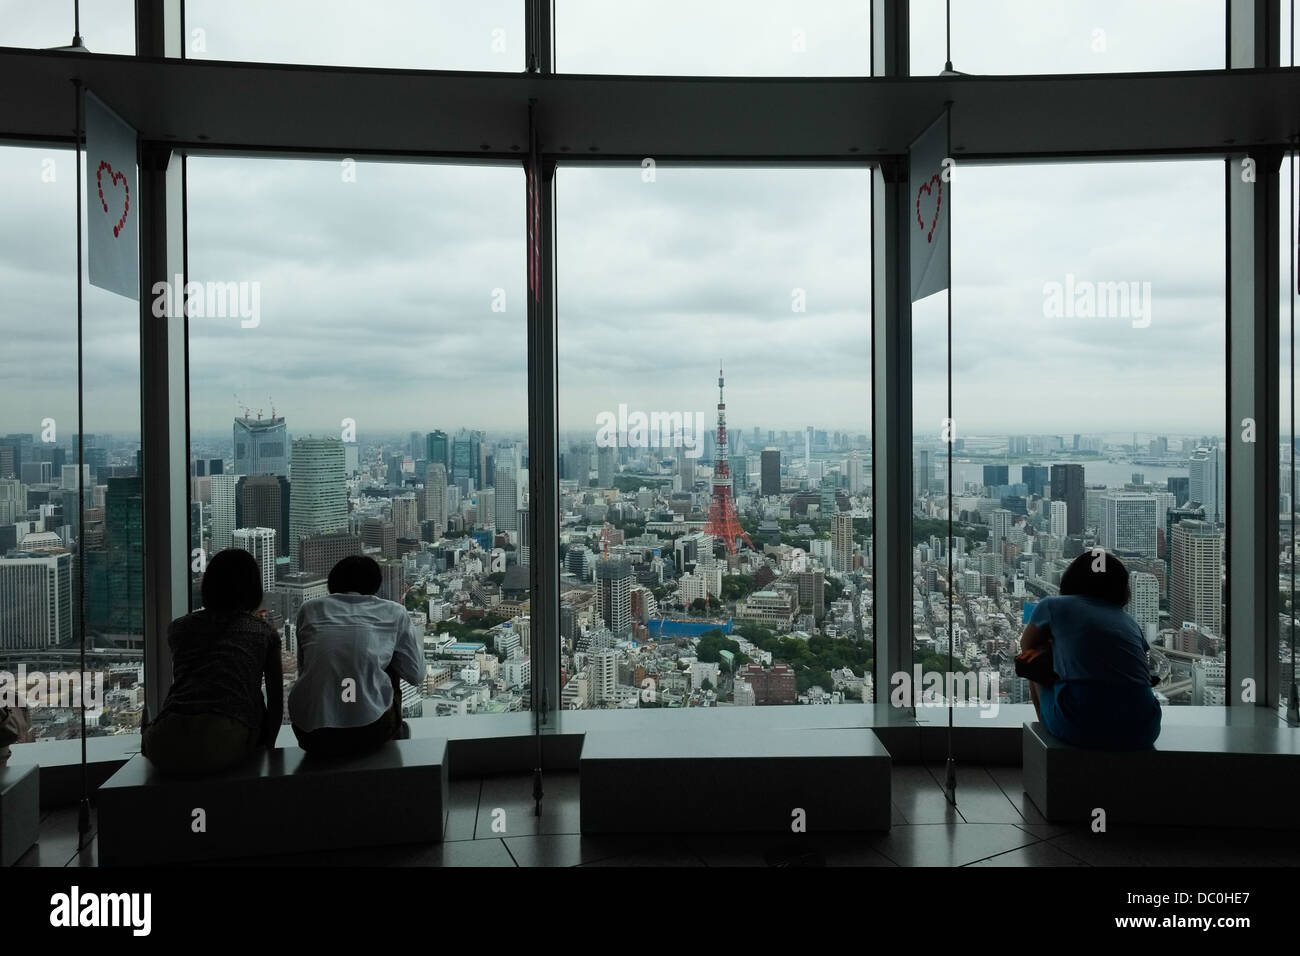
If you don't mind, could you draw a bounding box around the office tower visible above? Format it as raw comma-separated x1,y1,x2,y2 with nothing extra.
914,450,931,499
236,474,291,558
1022,465,1049,497
232,527,277,593
452,432,480,487
361,517,397,559
1049,500,1068,540
1,433,34,479
596,557,632,635
983,464,1009,488
288,437,348,571
1008,436,1030,456
477,487,495,531
819,478,838,516
95,476,144,643
1049,464,1085,534
494,462,518,532
233,414,289,476
1127,571,1160,641
300,530,363,578
209,474,240,553
1167,476,1190,507
675,445,692,490
0,550,72,649
378,559,404,604
517,507,530,566
593,648,619,704
730,455,749,492
1170,519,1223,635
425,430,449,471
266,572,328,651
1101,492,1159,558
424,463,448,538
1188,445,1226,525
846,450,865,495
0,444,13,479
989,508,1015,545
20,461,51,484
794,568,826,618
386,453,404,487
0,478,22,524
390,493,419,540
832,513,854,574
1165,502,1206,577
760,448,781,496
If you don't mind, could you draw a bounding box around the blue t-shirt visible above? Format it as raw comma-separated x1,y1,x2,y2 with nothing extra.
1028,594,1150,688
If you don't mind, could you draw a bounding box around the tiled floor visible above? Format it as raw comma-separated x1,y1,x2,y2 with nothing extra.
16,764,1300,867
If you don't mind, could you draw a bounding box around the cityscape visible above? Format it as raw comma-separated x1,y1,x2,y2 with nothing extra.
5,360,1289,741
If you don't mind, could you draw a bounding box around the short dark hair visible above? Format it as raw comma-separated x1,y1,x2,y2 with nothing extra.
1059,549,1131,606
328,555,383,595
201,548,264,614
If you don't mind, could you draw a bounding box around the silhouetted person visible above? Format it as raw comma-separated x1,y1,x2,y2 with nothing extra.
289,556,422,757
143,548,283,774
1021,550,1161,750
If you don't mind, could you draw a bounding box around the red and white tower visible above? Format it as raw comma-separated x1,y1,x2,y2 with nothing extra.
704,363,753,555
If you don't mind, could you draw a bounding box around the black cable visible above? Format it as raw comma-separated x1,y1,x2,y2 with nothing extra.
943,102,956,804
944,0,954,74
74,79,91,846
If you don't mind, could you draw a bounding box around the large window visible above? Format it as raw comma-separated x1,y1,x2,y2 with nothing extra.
555,165,872,710
185,156,528,719
913,158,1227,708
0,0,135,54
0,143,145,745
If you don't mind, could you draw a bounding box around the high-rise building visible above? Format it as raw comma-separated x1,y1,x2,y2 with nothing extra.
209,474,240,553
517,506,530,566
593,648,619,704
1188,445,1226,526
477,487,495,531
1101,492,1158,558
1166,475,1190,507
361,517,397,559
913,450,931,499
1170,519,1223,636
832,513,854,575
0,550,72,649
1022,465,1049,497
300,530,363,578
494,462,517,532
1165,502,1206,578
846,450,865,495
232,526,277,593
236,474,290,558
1049,464,1085,534
424,463,448,539
1048,500,1068,540
983,464,1009,488
425,430,449,470
289,437,348,571
596,557,632,635
1127,571,1160,641
391,493,420,540
233,415,289,476
452,432,480,488
760,448,781,496
730,455,749,492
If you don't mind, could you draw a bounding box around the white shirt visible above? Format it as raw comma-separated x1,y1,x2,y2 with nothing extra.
288,593,424,733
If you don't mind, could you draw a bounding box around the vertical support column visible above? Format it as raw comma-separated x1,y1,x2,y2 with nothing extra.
1226,0,1281,711
871,0,914,706
136,2,186,717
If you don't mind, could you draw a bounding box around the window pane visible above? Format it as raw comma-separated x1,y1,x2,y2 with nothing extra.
556,165,872,710
913,159,1226,709
1281,152,1297,717
0,0,135,54
0,143,145,748
910,0,1223,76
186,157,528,720
556,0,870,76
184,0,524,71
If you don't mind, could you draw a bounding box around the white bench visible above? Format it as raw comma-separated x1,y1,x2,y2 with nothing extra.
0,762,39,866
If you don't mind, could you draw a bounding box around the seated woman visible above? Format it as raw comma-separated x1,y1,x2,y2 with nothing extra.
1021,550,1161,751
142,548,283,775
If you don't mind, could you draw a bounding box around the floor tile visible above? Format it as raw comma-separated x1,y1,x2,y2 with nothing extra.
967,840,1090,867
17,806,95,868
936,766,1024,824
504,833,658,867
891,766,962,825
872,823,1038,867
444,778,481,841
1047,827,1300,867
476,772,580,837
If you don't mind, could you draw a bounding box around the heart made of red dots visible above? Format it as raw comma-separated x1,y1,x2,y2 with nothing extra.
915,173,942,244
96,160,130,238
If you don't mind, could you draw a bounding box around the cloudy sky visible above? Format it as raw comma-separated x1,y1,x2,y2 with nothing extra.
0,1,1291,443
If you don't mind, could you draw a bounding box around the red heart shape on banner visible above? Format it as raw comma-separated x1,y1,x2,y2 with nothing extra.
915,173,942,244
96,160,130,238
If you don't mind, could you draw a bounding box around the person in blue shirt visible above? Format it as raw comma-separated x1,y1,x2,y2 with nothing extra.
1021,550,1161,750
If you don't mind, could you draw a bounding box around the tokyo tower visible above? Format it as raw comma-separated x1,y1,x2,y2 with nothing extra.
704,363,753,555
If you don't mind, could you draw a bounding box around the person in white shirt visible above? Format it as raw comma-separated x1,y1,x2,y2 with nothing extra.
289,556,424,756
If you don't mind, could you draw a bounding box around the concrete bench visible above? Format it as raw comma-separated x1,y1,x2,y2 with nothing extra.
580,728,891,833
0,762,39,866
97,738,448,865
1023,721,1300,829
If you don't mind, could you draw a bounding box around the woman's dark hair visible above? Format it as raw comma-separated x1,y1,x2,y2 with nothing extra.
201,548,264,614
1059,549,1131,606
328,555,383,595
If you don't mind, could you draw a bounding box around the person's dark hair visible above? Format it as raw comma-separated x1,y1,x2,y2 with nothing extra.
1059,549,1131,606
201,548,264,614
328,555,383,595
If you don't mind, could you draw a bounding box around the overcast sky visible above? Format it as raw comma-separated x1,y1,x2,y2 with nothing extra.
0,1,1290,442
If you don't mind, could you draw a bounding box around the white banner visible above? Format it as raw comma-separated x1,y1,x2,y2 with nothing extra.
85,91,139,300
909,110,950,303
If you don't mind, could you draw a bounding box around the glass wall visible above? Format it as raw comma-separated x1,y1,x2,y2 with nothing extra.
555,165,873,709
0,0,135,54
913,158,1227,708
185,156,528,720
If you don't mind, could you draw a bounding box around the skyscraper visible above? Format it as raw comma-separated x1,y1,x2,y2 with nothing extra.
424,463,448,539
452,432,480,488
1022,465,1049,497
914,451,931,499
391,493,419,540
360,517,397,559
1170,519,1223,636
1048,500,1068,539
596,557,632,635
1050,464,1085,534
425,430,449,470
495,462,518,531
1188,445,1226,526
760,448,781,497
233,415,288,476
477,487,496,532
232,526,277,593
236,474,291,557
846,450,865,495
288,437,348,571
983,464,1009,488
0,550,72,649
1127,571,1160,641
209,473,240,553
1101,492,1158,558
832,513,854,575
